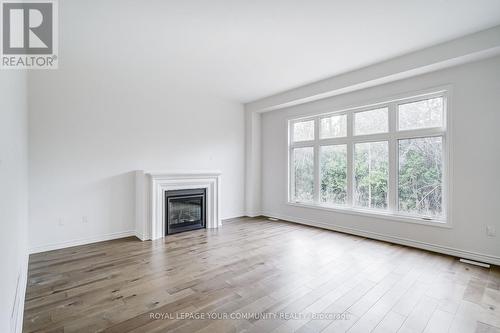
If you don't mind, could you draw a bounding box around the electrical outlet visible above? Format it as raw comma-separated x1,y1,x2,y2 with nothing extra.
82,216,88,224
486,225,496,237
58,218,64,226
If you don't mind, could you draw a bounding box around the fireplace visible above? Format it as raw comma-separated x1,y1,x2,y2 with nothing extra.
165,188,206,235
134,171,221,240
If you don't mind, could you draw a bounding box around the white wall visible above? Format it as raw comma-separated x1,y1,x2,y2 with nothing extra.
261,55,500,264
245,110,262,216
28,1,245,251
0,72,29,332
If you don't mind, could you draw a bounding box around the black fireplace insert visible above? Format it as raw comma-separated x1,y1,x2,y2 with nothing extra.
165,188,206,235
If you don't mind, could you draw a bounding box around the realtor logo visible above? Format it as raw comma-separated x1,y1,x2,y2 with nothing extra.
1,0,58,69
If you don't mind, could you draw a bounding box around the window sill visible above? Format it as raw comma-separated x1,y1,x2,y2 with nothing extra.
286,202,451,228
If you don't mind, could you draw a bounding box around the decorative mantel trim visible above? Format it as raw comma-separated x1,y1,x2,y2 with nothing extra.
135,171,222,240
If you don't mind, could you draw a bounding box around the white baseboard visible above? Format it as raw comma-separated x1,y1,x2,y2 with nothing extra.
12,250,28,333
222,215,247,221
245,211,262,218
222,212,247,220
29,230,137,254
262,211,500,266
134,231,148,241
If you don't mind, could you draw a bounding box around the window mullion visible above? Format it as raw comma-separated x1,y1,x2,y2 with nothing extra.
388,103,398,213
314,118,320,204
346,111,353,207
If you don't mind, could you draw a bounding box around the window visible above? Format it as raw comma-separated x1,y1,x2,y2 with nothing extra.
354,107,388,135
398,137,443,217
354,141,388,209
398,97,443,130
292,147,314,202
320,114,347,138
320,145,347,205
293,120,314,142
289,91,448,224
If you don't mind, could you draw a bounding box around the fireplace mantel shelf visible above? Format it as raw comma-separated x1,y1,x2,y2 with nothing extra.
147,171,222,177
135,171,222,240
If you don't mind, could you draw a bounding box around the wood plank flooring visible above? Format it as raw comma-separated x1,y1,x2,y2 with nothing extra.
23,217,500,333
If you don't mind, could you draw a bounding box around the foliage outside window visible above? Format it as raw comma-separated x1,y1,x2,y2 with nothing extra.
398,137,443,217
292,147,314,202
289,92,447,223
320,145,347,205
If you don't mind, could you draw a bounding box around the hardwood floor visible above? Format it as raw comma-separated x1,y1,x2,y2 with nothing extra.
23,217,500,333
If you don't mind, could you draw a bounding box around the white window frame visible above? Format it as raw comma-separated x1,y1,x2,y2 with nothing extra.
288,89,451,228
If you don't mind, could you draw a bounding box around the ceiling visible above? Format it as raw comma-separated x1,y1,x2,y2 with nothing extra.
62,0,500,103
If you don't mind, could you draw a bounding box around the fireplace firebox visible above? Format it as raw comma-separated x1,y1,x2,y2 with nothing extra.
165,188,206,235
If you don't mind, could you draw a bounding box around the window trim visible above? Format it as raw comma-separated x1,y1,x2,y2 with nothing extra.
287,88,451,228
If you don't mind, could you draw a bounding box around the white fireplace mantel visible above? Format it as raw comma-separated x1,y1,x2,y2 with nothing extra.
135,170,222,240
